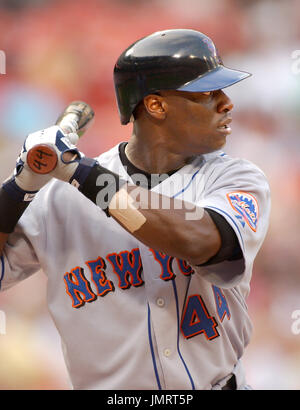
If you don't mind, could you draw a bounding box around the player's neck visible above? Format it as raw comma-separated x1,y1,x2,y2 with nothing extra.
126,131,191,175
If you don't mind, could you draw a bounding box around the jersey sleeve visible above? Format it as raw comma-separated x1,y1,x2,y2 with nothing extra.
0,198,43,292
194,157,271,288
202,208,243,264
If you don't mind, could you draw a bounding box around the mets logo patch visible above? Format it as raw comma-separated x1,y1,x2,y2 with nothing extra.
226,192,258,232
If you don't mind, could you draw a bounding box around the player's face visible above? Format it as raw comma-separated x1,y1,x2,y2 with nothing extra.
159,89,234,155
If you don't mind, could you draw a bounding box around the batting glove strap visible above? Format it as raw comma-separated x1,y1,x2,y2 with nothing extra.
69,157,98,188
2,177,38,203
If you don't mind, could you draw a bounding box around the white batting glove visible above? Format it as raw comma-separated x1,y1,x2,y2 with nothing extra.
2,125,96,202
44,125,97,187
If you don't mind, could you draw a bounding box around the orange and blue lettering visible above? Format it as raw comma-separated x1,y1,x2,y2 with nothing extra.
85,257,114,297
106,248,143,289
212,285,231,322
150,249,175,281
181,294,219,340
63,266,97,308
176,259,194,276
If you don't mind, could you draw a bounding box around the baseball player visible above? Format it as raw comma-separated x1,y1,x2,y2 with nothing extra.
0,29,270,390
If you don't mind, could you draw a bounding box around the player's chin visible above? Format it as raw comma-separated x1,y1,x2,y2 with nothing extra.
187,133,226,154
196,140,226,155
207,133,227,152
217,136,227,149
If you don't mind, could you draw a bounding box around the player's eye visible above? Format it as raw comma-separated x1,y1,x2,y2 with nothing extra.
201,91,213,96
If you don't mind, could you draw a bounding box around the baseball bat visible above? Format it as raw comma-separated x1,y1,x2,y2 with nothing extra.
26,101,94,174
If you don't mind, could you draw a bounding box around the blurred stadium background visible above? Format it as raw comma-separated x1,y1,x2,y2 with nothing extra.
0,0,300,390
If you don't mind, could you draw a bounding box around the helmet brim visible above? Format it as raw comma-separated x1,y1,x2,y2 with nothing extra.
177,66,251,92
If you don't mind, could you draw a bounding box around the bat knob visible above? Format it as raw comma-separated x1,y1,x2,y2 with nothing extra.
27,144,58,174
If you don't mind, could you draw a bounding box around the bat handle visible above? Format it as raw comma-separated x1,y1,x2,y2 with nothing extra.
57,112,80,135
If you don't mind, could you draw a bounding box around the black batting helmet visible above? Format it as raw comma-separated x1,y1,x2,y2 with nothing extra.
114,29,251,125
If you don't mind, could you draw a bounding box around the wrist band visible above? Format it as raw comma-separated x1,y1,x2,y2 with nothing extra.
2,177,38,202
0,187,31,233
77,162,127,216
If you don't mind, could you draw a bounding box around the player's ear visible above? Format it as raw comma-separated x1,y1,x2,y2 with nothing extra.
143,94,167,121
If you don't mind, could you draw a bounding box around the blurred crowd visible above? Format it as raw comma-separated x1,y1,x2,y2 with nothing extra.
0,0,299,390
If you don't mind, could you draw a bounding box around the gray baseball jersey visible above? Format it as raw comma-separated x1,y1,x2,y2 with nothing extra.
0,143,270,389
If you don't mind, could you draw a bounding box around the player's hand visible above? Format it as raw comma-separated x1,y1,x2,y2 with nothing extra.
2,126,81,202
44,126,97,188
23,125,98,189
2,125,97,203
18,125,82,188
1,129,58,202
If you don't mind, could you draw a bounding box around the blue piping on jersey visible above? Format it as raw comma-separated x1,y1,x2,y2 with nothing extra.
172,169,201,198
0,255,4,291
147,303,162,390
171,280,195,390
182,275,192,314
205,205,245,251
170,172,198,389
170,166,244,251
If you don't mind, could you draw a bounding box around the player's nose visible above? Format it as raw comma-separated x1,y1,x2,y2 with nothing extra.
216,90,234,113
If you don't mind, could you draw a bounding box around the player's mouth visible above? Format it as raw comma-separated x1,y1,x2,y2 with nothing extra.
216,118,232,135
